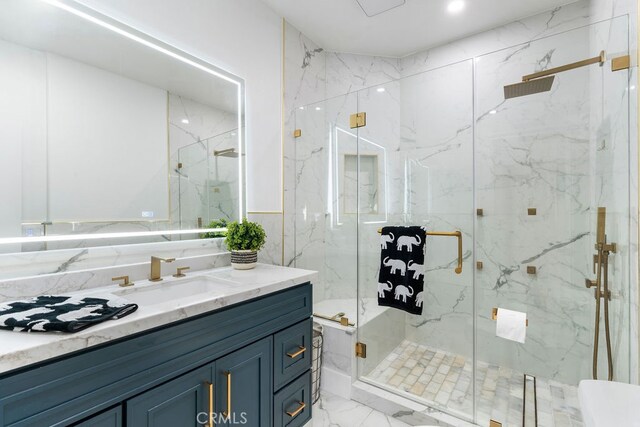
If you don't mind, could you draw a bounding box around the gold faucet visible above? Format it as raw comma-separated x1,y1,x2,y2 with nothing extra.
149,256,175,282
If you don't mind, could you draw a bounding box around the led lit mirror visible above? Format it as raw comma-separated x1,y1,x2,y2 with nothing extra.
0,0,245,253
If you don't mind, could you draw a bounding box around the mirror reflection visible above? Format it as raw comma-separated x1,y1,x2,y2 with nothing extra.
0,0,245,252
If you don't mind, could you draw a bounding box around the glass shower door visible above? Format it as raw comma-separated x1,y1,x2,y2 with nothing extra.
294,93,359,318
356,60,476,421
473,16,630,426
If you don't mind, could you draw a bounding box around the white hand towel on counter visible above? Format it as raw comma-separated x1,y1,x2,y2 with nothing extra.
496,307,527,343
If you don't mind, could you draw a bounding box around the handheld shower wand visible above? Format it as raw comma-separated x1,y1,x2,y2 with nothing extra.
585,207,615,380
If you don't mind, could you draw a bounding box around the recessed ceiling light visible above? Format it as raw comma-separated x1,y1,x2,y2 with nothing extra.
315,107,322,111
181,118,189,124
377,87,386,93
299,106,304,110
447,0,465,14
489,110,497,115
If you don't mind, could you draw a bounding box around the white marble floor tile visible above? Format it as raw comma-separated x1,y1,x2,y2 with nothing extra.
310,391,410,427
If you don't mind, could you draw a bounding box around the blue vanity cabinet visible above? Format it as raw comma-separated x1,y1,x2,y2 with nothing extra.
126,365,213,427
0,283,312,427
215,337,272,426
72,406,122,427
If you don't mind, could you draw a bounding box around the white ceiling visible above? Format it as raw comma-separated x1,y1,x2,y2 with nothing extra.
0,0,239,113
261,0,578,57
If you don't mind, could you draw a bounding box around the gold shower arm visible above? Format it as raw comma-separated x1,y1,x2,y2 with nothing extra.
377,228,463,274
522,51,605,81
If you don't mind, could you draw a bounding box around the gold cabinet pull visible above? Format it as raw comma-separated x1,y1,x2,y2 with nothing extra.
286,401,306,418
286,346,307,358
223,371,231,417
205,382,214,427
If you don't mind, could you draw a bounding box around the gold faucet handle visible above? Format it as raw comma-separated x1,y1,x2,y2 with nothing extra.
113,275,133,287
173,266,191,278
585,279,597,289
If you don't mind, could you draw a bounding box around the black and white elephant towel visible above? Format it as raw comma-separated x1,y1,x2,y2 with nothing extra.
0,295,138,333
378,226,426,315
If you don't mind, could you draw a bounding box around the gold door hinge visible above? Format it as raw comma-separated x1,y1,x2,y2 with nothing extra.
355,342,367,358
350,112,367,129
611,55,630,71
293,129,302,138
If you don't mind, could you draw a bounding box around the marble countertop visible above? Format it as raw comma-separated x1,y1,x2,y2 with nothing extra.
0,263,317,375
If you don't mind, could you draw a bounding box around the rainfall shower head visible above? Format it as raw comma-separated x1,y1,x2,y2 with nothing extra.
503,51,606,100
213,148,240,158
503,76,555,99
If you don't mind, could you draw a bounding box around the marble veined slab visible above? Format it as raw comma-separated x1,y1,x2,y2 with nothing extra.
0,264,317,375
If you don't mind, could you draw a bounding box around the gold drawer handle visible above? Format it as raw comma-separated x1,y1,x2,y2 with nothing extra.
286,401,306,418
205,382,214,427
286,346,307,358
223,371,231,418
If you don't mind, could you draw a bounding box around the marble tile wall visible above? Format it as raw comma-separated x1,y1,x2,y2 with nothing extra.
285,0,639,388
473,16,632,385
0,239,230,302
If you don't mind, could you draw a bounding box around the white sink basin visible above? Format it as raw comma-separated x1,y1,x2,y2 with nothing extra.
113,276,227,306
579,380,640,427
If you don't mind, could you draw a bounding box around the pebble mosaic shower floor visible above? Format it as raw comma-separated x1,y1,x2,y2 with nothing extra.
364,340,584,427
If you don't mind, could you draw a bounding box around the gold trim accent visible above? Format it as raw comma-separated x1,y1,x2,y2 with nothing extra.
314,312,355,326
293,129,302,138
223,371,232,417
522,374,538,427
377,228,463,274
247,211,284,215
286,346,307,358
281,17,286,266
350,112,367,129
489,420,503,427
527,266,537,275
492,307,528,326
149,256,175,282
523,51,605,81
477,261,483,270
611,55,631,71
528,208,537,216
173,266,190,278
206,382,214,427
355,342,367,358
112,275,133,287
286,401,306,418
476,208,484,216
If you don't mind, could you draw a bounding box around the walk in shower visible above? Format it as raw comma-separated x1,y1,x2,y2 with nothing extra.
293,16,631,427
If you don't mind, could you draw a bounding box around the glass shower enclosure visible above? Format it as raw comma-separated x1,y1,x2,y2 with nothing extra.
294,16,630,426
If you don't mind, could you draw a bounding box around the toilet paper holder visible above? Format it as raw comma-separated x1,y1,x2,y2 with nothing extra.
492,307,528,326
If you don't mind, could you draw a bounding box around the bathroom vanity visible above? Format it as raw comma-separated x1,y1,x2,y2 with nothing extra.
0,264,315,427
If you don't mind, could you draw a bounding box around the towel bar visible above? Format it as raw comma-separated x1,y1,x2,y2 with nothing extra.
377,228,463,274
492,307,529,326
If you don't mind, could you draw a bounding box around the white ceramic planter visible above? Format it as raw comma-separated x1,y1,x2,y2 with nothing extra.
230,250,258,270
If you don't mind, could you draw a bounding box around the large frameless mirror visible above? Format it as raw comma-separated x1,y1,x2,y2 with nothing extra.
0,0,245,253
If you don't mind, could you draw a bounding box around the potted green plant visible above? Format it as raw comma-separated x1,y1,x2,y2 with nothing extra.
200,219,228,238
225,218,266,270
